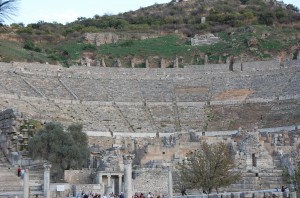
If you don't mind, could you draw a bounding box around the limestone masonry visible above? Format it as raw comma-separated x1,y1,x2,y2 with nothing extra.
0,60,299,197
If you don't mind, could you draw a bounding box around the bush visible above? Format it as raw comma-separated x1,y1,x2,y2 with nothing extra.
197,23,209,30
120,40,134,47
258,11,275,25
82,44,97,51
23,40,42,52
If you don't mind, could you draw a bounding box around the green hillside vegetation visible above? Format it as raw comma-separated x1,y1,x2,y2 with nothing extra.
0,0,299,66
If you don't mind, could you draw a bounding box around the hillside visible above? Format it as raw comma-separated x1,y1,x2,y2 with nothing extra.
0,0,299,66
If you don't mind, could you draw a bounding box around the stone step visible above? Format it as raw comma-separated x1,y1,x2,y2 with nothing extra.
0,191,44,198
30,186,42,191
0,153,26,194
0,186,23,191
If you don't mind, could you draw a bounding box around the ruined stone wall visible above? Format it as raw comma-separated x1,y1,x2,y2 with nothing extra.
133,168,168,194
0,109,19,165
64,169,93,184
0,109,39,165
84,32,164,47
84,33,119,46
49,183,102,198
191,33,219,46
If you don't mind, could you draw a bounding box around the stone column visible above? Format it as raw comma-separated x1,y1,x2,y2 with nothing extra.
99,173,104,192
108,174,111,186
161,58,166,68
218,56,222,64
124,155,134,198
131,59,135,68
23,169,29,198
107,174,112,194
201,17,206,24
101,58,106,67
229,56,234,71
204,55,208,65
145,59,149,68
116,59,122,67
118,174,122,195
168,166,173,198
99,173,103,184
131,138,135,152
174,56,179,68
240,56,243,71
44,163,52,198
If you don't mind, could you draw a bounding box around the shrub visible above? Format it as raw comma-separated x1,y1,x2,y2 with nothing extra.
23,40,41,52
258,11,275,25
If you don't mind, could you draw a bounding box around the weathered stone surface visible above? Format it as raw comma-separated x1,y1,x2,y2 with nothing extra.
84,32,119,46
247,37,258,47
191,33,219,46
0,60,299,196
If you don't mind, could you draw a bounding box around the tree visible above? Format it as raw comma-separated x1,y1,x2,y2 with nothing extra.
282,166,293,185
178,142,241,194
258,11,275,25
28,122,89,180
0,0,19,23
286,4,299,13
293,162,300,191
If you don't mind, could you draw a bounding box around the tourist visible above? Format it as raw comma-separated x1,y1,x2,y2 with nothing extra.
110,192,114,198
21,169,25,179
17,166,21,177
181,188,187,196
134,192,139,198
83,193,89,198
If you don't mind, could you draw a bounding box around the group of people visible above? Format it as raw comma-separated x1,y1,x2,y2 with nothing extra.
17,166,24,178
133,191,165,198
80,191,166,198
80,191,125,198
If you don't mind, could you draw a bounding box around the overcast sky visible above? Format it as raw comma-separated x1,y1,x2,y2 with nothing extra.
7,0,300,25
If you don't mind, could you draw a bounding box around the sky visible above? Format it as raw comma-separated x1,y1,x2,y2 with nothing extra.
9,0,171,25
6,0,300,25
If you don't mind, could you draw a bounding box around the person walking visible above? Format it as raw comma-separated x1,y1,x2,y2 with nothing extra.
17,166,21,177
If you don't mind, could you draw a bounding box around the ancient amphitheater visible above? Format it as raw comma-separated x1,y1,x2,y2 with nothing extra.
0,60,299,134
0,59,300,197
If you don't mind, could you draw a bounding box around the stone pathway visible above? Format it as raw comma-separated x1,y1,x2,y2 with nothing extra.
0,152,23,197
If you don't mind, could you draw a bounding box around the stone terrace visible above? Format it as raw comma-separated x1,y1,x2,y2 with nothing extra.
0,60,299,133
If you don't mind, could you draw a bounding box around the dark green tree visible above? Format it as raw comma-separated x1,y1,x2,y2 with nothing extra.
282,166,292,185
294,162,300,191
286,4,299,13
178,142,241,194
258,11,275,25
0,0,19,23
28,122,89,180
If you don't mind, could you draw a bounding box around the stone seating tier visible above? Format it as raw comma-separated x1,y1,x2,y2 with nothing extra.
1,71,297,103
0,61,299,132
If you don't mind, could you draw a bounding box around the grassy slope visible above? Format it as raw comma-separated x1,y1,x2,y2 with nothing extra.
0,39,50,63
0,25,298,66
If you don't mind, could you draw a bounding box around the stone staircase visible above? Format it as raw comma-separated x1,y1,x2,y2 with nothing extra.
29,166,44,192
0,152,23,197
0,152,44,197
